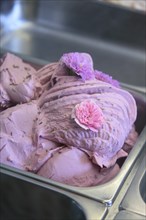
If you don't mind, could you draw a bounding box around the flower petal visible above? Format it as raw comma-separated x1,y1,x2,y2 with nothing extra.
94,70,120,87
61,52,95,81
72,100,104,131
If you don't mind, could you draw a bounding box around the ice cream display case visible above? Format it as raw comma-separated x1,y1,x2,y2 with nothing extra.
0,50,145,206
0,168,107,220
0,0,146,219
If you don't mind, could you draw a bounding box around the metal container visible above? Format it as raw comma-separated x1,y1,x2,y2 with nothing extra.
0,168,107,220
0,0,146,209
120,153,146,216
114,210,146,220
0,51,146,205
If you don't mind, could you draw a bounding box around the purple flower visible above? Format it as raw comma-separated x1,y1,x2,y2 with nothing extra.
72,100,105,132
94,70,120,88
61,52,95,81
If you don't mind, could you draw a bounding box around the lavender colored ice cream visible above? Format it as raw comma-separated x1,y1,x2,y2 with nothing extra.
0,101,38,170
0,52,138,187
36,54,137,168
0,53,41,109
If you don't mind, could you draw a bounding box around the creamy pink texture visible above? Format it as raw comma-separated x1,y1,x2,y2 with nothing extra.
36,62,137,167
0,52,138,187
0,53,41,108
38,146,120,187
0,101,38,169
35,62,58,93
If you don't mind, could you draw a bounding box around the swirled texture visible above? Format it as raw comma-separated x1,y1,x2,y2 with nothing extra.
35,62,137,167
0,52,138,187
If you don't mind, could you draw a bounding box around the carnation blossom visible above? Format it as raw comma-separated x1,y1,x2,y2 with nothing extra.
72,100,104,132
61,52,95,81
94,70,120,88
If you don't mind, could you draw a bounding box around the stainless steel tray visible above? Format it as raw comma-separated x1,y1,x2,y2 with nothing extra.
120,153,146,216
0,167,107,220
114,210,146,220
0,52,146,205
0,0,146,207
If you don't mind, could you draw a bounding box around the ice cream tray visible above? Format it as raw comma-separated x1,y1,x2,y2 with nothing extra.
120,153,146,217
0,78,145,219
0,1,146,219
0,76,145,203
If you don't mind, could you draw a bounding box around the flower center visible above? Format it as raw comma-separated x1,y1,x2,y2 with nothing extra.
72,100,105,132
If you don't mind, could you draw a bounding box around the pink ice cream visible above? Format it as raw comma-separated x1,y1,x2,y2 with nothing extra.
35,62,58,93
0,53,41,109
37,146,120,187
36,59,137,168
0,52,138,187
0,101,39,169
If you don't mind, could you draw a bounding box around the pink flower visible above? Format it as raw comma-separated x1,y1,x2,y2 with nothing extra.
61,52,95,81
94,70,120,88
72,100,104,132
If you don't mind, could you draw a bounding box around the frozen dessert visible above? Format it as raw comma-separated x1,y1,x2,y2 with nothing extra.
0,101,38,170
36,53,137,168
35,62,58,93
0,52,138,187
37,146,120,187
0,53,41,110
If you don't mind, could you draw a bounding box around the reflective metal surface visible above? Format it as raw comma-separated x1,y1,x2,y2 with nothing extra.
120,154,146,216
0,0,145,89
0,168,107,220
140,170,146,204
0,0,146,217
114,210,146,220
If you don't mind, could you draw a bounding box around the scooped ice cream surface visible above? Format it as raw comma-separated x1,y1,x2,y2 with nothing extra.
37,146,120,187
0,101,38,169
0,52,138,187
36,53,137,168
0,53,41,108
